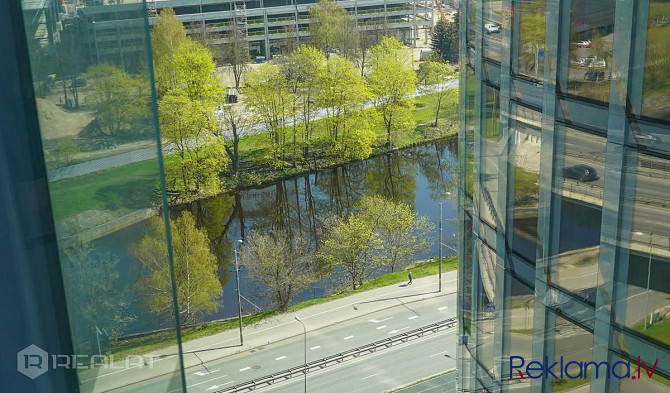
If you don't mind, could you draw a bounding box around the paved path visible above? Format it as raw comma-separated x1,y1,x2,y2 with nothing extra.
48,81,458,182
78,271,458,392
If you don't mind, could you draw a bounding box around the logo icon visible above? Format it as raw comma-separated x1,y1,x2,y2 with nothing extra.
17,344,48,379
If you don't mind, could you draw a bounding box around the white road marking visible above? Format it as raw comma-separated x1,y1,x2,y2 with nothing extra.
239,367,251,372
275,356,287,361
362,373,380,380
344,335,355,340
438,306,449,311
310,346,321,350
207,381,234,390
430,350,449,358
408,316,418,320
388,326,410,335
172,374,228,392
376,325,387,330
369,317,394,323
194,369,220,376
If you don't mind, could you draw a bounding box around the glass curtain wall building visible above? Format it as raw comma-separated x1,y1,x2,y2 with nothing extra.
458,0,670,392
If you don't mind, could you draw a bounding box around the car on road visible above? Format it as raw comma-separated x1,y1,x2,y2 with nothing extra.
485,23,501,33
573,39,592,48
633,133,662,147
584,70,606,81
588,58,607,68
563,164,599,182
570,57,591,66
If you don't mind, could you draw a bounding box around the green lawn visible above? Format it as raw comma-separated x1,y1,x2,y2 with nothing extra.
49,91,458,221
108,256,457,360
632,315,670,346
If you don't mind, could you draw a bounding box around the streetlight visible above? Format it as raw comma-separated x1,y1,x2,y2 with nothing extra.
234,239,244,345
294,316,307,393
634,231,653,330
439,192,454,292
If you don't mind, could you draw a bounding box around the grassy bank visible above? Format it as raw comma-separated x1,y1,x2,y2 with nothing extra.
49,92,458,221
108,256,457,360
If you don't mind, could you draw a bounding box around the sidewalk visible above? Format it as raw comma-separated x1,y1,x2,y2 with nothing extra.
80,271,458,392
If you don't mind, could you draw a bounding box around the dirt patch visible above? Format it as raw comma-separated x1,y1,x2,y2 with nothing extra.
35,96,95,140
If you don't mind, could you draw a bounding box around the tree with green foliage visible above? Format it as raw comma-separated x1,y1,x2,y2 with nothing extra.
160,92,228,196
518,1,545,79
239,231,317,312
418,59,456,126
245,62,293,168
134,212,222,326
318,215,381,290
283,45,325,159
151,8,188,97
308,0,359,59
430,17,459,64
318,56,374,160
84,63,149,136
358,196,435,272
367,37,417,146
222,22,250,90
63,244,134,354
217,102,250,179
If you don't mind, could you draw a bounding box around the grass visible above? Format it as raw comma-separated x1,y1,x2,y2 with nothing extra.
50,92,459,221
632,315,670,346
108,256,457,360
551,370,590,392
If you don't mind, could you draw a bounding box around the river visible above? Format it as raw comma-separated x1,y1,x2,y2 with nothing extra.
92,137,460,334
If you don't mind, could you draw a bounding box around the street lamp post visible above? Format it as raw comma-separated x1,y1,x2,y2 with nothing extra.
439,202,443,292
645,233,653,330
234,239,244,345
295,316,307,393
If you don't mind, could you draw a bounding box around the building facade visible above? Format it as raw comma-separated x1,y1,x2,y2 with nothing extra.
457,0,670,391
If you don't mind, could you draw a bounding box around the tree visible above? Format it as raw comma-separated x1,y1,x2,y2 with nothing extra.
418,59,456,126
173,39,223,104
318,56,374,160
217,102,250,178
134,212,222,326
239,232,317,312
283,45,325,158
160,91,228,196
318,215,380,290
430,17,459,64
62,244,134,354
358,196,435,272
152,8,188,97
308,0,359,59
245,62,293,167
518,1,545,79
85,63,149,136
222,23,250,89
367,37,417,146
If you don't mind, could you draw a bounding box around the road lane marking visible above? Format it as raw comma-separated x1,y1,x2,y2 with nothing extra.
276,356,287,360
388,326,410,334
369,317,394,323
376,325,387,330
438,306,449,310
344,335,355,340
310,346,321,350
193,369,220,376
239,367,251,372
430,350,449,357
362,373,380,380
207,381,234,390
408,316,418,320
172,374,229,391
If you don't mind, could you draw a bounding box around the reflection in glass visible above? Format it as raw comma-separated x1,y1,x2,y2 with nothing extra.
480,85,501,228
565,0,616,102
515,0,546,80
552,129,605,302
482,0,503,62
552,315,593,391
642,0,670,119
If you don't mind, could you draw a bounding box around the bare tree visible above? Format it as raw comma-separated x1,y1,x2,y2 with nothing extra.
223,23,250,89
217,101,250,178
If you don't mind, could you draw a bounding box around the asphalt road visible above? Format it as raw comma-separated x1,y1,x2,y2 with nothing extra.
103,294,457,393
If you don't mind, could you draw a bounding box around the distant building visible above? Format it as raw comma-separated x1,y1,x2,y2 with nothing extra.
458,0,670,391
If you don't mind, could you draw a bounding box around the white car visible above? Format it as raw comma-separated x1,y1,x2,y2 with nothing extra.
485,23,501,34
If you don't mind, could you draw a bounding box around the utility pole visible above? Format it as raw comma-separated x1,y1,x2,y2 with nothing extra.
234,239,244,345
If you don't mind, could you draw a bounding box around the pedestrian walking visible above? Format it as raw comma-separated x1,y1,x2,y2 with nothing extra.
408,271,413,285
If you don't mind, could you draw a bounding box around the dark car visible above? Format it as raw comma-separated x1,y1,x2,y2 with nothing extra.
563,164,598,182
634,133,661,147
584,70,606,81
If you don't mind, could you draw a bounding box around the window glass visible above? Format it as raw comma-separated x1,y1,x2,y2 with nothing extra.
480,85,501,228
641,0,670,119
565,0,616,102
551,129,606,303
515,0,546,80
475,241,498,378
551,315,593,392
482,0,503,62
502,275,534,393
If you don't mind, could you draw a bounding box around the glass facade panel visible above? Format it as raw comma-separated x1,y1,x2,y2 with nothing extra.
551,315,592,392
641,0,670,120
515,0,546,81
482,0,502,62
565,0,615,102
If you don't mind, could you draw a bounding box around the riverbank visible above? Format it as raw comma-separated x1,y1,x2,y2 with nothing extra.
48,91,457,222
108,256,457,361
